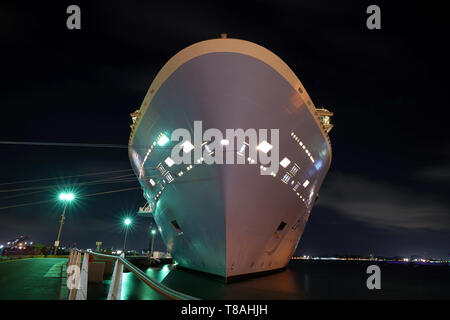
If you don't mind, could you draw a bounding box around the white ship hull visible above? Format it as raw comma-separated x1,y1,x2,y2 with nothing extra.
129,38,332,279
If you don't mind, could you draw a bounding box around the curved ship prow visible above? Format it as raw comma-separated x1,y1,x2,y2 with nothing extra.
128,37,333,279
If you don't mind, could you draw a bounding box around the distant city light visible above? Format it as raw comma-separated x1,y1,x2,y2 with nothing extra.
151,229,156,235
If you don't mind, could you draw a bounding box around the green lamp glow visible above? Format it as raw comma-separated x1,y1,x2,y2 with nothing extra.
157,134,169,146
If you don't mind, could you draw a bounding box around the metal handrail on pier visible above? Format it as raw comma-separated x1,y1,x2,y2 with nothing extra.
67,249,198,300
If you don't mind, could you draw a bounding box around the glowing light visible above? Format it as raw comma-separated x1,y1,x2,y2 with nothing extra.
149,179,156,186
181,141,194,153
157,134,169,146
124,218,132,226
220,139,229,146
256,140,272,153
165,172,174,183
164,157,175,167
303,180,310,188
280,157,291,168
282,173,291,184
59,192,75,201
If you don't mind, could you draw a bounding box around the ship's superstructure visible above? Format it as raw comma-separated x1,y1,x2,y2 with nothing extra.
128,37,332,279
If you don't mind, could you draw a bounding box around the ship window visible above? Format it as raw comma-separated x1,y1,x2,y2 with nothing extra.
281,173,291,184
164,172,174,183
157,163,166,174
280,157,291,168
303,180,310,188
293,183,300,191
256,140,272,153
290,164,300,175
158,134,170,146
149,178,156,186
181,141,195,153
277,221,287,231
171,220,183,235
237,143,247,156
164,157,175,167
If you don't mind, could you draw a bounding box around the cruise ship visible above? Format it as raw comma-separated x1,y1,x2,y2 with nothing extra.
128,35,333,280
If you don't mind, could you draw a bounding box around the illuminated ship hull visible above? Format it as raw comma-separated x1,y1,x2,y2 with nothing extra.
128,38,332,279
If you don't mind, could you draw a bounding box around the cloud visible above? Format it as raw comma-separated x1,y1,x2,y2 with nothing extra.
412,164,450,184
317,171,450,231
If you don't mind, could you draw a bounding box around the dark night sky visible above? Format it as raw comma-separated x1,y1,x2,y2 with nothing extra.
0,1,449,258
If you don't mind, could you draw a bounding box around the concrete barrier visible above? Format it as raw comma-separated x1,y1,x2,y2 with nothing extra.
88,261,105,283
94,259,115,276
107,253,124,300
75,253,88,300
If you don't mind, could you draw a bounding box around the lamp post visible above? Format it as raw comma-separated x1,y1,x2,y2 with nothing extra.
150,229,156,259
123,218,132,254
54,192,74,255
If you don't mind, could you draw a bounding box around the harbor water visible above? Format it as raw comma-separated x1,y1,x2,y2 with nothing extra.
89,260,449,300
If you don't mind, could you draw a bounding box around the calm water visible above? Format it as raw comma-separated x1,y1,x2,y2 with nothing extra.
102,260,449,300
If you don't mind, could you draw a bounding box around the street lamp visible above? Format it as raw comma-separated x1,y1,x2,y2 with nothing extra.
54,192,75,255
123,218,132,253
150,229,156,258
